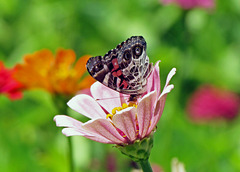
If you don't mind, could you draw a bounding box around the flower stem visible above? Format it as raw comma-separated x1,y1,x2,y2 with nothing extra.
139,159,153,172
68,137,74,172
52,94,74,172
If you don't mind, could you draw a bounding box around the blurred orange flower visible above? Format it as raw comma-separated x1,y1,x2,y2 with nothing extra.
14,49,95,96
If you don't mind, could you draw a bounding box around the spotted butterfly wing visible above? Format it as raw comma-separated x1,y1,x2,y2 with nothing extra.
86,36,153,97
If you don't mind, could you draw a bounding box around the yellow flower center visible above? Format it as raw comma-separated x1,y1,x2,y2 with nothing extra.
106,102,138,120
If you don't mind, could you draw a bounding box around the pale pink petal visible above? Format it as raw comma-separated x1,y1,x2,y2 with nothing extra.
62,128,114,144
119,93,129,105
67,94,106,119
137,91,157,139
55,115,118,144
76,88,91,96
160,84,174,97
90,82,124,113
149,85,174,133
54,115,83,128
164,68,176,90
148,68,176,133
82,118,126,144
147,61,161,96
54,115,96,137
84,135,117,144
112,107,138,142
148,95,167,133
62,128,89,136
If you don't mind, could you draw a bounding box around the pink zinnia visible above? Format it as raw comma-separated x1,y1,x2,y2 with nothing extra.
0,61,23,100
54,61,176,144
187,85,240,122
161,0,215,9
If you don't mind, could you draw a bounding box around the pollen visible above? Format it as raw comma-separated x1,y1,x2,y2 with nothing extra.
122,103,128,108
106,102,138,119
129,102,138,108
106,114,113,120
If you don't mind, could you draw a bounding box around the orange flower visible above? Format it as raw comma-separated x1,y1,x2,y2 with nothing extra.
14,49,95,96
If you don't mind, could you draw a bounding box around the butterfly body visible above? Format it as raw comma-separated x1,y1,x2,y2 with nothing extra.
86,36,153,99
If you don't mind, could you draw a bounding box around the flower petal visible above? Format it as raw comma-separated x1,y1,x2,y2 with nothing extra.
78,75,96,90
13,50,54,91
54,115,83,128
160,84,174,97
148,68,176,132
62,128,88,136
54,49,76,69
62,128,114,144
112,107,138,142
147,68,176,133
8,91,23,100
54,115,116,143
82,118,126,144
147,61,161,96
74,55,91,78
90,82,123,113
149,84,174,133
54,115,91,136
137,91,157,139
164,68,176,90
67,94,106,119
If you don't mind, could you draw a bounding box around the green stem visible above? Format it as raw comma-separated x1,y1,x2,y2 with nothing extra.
68,137,74,172
139,159,153,172
52,94,74,172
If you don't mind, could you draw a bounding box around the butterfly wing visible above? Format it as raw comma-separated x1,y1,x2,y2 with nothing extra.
86,36,153,96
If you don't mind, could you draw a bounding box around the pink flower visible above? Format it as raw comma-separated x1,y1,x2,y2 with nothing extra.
161,0,215,9
54,61,176,144
0,61,23,100
187,85,240,122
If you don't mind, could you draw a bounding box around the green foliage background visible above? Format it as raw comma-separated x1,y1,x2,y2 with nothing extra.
0,0,240,171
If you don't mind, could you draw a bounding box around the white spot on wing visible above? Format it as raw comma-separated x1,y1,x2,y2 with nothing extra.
103,72,110,85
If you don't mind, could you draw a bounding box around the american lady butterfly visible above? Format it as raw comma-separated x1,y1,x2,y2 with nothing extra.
86,36,153,101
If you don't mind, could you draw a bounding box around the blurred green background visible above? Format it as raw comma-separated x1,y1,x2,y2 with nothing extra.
0,0,240,171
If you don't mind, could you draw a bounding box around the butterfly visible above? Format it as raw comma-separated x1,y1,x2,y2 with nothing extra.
86,36,153,101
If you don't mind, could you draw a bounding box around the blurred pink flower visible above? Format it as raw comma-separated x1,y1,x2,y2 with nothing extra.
0,61,23,100
187,85,240,122
161,0,215,9
54,61,176,144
